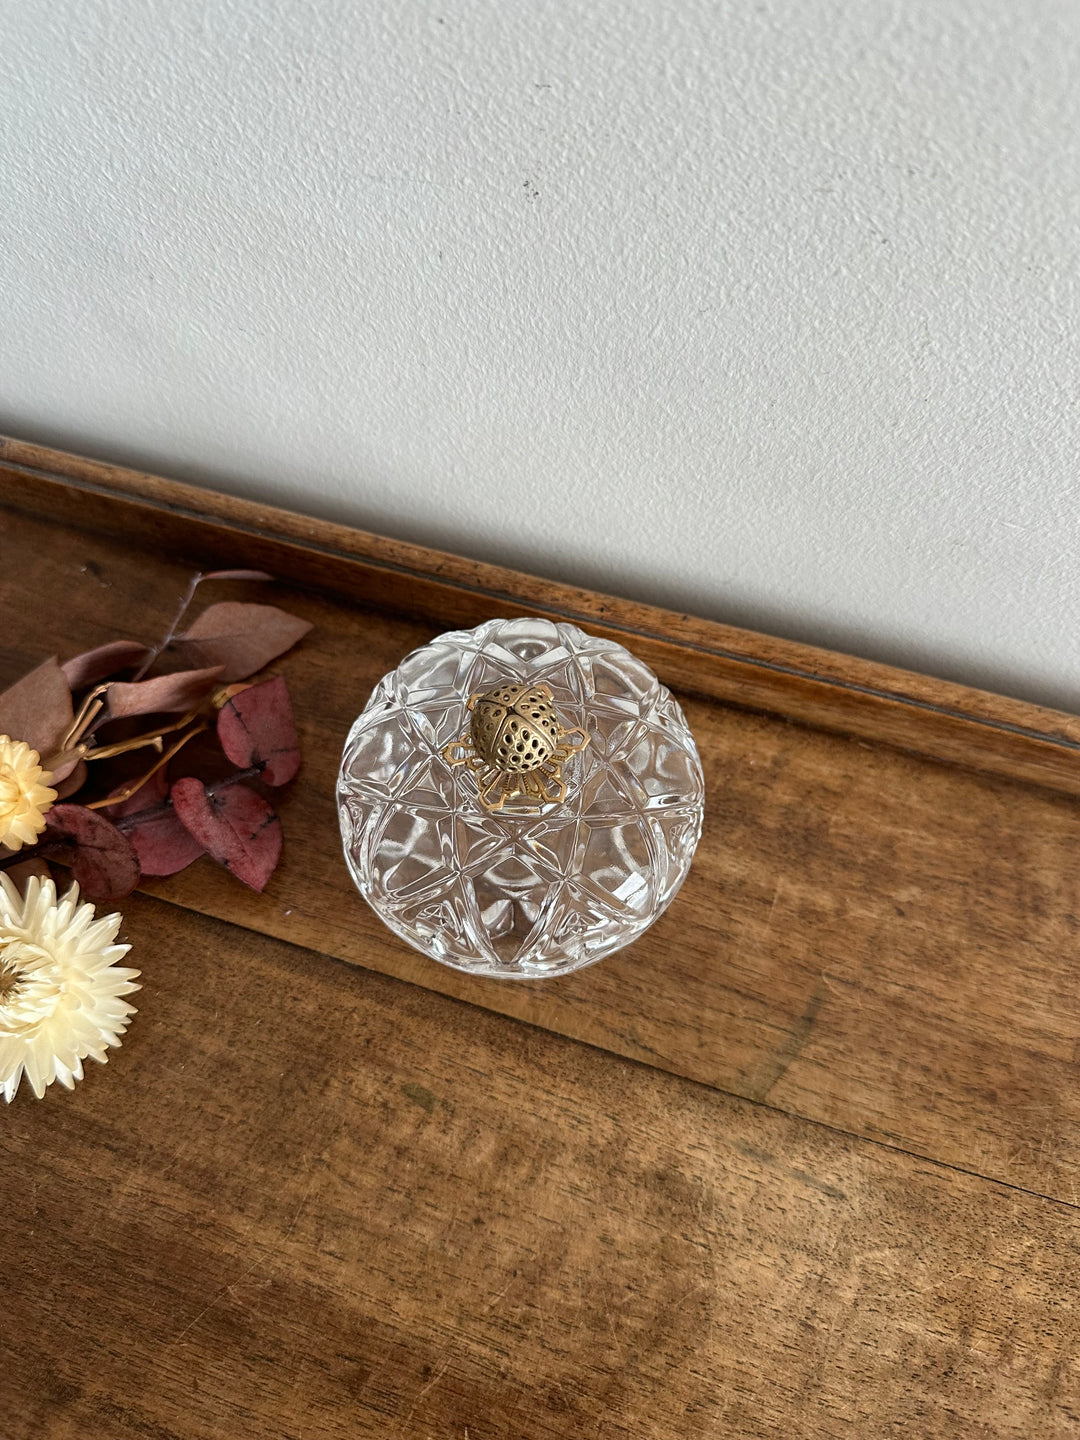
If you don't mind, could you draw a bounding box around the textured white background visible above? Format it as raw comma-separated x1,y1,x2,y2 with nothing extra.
2,0,1079,705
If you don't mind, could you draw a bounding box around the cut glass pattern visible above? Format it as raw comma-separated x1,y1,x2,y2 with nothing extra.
338,617,705,978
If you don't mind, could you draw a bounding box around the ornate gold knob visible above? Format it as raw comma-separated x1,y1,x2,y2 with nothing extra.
441,682,588,812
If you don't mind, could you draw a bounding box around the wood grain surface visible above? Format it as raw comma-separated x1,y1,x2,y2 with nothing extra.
4,894,1080,1440
2,443,1080,1438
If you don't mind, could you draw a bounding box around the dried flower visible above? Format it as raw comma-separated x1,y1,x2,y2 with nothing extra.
0,570,311,902
0,874,139,1101
0,735,57,852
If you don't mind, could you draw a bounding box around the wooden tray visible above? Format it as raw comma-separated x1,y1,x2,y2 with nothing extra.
2,437,1078,1438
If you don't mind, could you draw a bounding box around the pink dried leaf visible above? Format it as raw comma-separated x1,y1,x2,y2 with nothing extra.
102,765,170,818
62,640,153,690
177,602,312,683
46,803,141,903
170,777,281,891
106,665,224,719
52,758,87,798
104,764,205,874
217,676,301,786
0,658,73,758
49,751,85,786
126,807,205,877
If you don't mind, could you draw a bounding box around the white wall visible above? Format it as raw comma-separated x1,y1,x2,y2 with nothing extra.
3,0,1079,707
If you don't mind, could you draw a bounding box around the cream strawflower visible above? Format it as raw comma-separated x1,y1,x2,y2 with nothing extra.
0,874,139,1101
0,735,57,852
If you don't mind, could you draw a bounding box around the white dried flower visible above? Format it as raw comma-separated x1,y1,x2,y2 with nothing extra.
0,735,57,852
0,874,139,1101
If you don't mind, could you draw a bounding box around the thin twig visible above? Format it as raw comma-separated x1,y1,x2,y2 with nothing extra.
84,723,208,810
81,732,165,762
81,702,207,763
112,766,262,832
49,684,110,764
130,572,204,681
0,841,66,873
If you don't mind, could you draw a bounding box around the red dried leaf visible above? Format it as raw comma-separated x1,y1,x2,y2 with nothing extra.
62,640,153,690
170,777,281,891
178,602,312,683
0,658,73,758
46,804,141,903
102,765,169,817
106,665,224,719
126,808,205,877
217,676,300,786
104,768,204,874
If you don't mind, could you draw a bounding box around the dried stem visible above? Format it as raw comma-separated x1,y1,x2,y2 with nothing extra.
82,732,165,762
111,766,261,832
84,723,208,810
80,703,206,763
45,684,111,767
0,841,67,874
130,572,204,682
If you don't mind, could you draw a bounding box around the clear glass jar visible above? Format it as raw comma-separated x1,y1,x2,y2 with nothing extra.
338,617,704,978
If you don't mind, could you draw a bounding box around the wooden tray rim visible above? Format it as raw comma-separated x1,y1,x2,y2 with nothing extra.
3,434,1080,793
